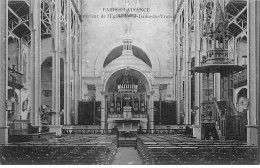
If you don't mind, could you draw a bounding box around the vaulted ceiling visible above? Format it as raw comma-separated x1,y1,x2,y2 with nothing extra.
103,45,152,68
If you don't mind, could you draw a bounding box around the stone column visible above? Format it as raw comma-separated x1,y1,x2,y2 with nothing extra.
247,0,259,145
74,10,83,124
148,91,155,130
0,0,8,144
29,0,41,127
74,16,79,125
176,18,181,125
184,0,191,124
52,0,61,126
74,74,79,125
48,0,62,135
100,91,106,129
64,0,72,125
193,0,202,139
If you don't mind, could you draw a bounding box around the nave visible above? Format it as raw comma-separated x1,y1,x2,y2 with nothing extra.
0,0,259,165
1,132,257,165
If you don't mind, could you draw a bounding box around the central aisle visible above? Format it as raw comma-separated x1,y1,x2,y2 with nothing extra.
112,147,144,165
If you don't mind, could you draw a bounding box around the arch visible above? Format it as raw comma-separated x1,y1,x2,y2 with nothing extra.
103,45,152,67
240,35,247,43
237,35,247,44
41,56,52,64
41,57,52,81
94,39,160,76
41,57,52,107
103,66,152,93
237,88,247,100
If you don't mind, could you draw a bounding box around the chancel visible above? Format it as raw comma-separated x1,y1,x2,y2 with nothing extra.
0,0,259,165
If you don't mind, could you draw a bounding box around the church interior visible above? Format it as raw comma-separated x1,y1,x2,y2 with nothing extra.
0,0,259,165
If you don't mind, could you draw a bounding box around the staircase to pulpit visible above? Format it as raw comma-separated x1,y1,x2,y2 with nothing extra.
201,100,245,141
201,101,223,140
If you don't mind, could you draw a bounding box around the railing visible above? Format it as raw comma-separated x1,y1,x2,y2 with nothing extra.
108,113,147,119
214,101,226,140
228,100,238,116
62,129,112,134
8,67,24,89
61,128,190,135
203,49,228,64
8,119,29,135
140,128,188,135
201,101,216,122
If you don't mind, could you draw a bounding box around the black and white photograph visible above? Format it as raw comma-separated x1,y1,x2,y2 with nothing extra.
0,0,259,165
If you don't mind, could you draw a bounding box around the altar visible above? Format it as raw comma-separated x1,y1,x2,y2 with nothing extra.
123,106,132,120
107,105,147,131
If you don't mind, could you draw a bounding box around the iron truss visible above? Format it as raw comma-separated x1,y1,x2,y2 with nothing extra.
7,0,81,45
225,0,247,37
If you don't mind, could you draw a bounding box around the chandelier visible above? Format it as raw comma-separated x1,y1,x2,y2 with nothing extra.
118,68,138,94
